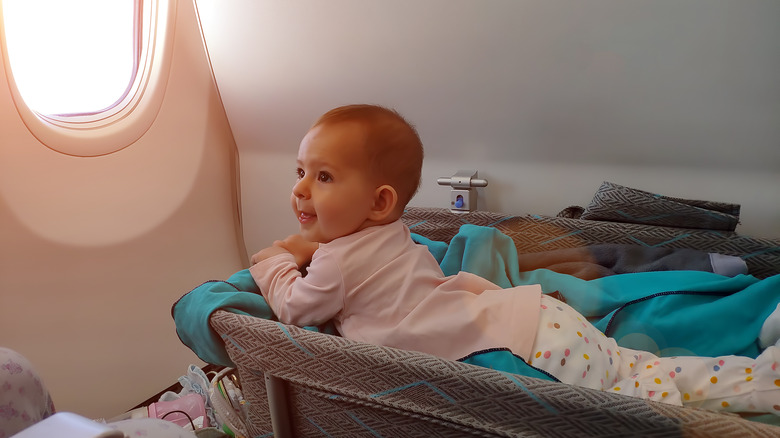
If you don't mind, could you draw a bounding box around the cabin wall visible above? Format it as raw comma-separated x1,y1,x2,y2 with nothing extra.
0,0,245,418
1,0,778,423
196,0,780,259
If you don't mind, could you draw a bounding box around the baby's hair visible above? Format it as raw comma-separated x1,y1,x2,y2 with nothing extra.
312,104,424,211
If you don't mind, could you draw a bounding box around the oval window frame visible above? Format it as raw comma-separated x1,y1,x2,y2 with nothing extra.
0,0,176,157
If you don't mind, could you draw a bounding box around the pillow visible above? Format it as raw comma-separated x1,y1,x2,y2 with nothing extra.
579,181,740,231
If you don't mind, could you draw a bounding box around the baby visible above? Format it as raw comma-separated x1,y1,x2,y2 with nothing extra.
249,104,779,416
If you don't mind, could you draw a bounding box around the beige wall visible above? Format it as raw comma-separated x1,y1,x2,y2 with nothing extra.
0,0,246,418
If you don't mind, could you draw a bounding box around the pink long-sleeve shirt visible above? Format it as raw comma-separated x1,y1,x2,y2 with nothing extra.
250,219,542,361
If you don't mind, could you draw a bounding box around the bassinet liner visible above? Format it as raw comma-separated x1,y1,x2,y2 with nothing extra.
207,207,780,437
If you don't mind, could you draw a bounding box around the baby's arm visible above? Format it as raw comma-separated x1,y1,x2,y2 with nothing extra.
250,239,342,327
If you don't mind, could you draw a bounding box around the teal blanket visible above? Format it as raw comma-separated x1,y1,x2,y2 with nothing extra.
173,225,780,379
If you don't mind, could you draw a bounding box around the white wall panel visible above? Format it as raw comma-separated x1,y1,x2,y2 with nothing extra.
197,0,779,254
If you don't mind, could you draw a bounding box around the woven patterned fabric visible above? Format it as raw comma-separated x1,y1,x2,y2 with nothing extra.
401,207,780,279
579,181,741,231
210,311,780,437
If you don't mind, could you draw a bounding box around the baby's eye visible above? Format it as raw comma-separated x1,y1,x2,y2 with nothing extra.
296,168,304,179
318,172,333,183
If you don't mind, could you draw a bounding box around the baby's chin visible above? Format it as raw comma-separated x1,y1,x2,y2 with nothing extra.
301,230,351,245
299,221,371,244
298,229,327,244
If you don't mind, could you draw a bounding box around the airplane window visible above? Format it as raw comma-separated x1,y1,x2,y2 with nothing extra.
1,0,173,156
2,0,137,116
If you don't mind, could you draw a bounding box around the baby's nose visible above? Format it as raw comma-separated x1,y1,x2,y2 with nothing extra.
292,178,309,198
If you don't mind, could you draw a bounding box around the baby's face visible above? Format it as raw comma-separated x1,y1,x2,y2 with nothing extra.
291,122,379,243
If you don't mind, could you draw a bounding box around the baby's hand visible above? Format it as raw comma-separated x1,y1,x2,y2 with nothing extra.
275,234,319,268
250,245,287,265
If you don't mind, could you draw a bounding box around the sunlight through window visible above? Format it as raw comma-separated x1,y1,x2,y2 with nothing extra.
3,0,137,116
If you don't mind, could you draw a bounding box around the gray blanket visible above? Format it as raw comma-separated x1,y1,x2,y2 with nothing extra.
514,244,746,280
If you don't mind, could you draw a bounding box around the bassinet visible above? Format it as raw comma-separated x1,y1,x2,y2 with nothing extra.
201,200,780,437
210,310,779,437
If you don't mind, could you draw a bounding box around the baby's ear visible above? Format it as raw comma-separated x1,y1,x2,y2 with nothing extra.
369,184,399,222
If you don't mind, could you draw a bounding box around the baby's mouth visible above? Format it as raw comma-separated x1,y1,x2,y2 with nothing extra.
298,211,316,223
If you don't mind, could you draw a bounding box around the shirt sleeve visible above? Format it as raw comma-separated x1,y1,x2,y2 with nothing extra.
249,250,345,327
